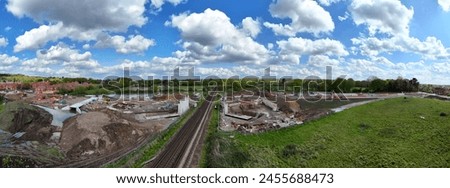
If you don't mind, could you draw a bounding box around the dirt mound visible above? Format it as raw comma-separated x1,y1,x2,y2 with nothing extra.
0,102,54,142
153,94,184,101
60,111,147,160
278,97,301,114
5,93,25,101
297,109,329,122
285,101,301,113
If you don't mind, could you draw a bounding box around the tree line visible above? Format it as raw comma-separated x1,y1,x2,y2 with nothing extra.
60,76,421,95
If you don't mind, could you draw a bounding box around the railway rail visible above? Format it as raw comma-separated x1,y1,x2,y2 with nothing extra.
147,94,215,168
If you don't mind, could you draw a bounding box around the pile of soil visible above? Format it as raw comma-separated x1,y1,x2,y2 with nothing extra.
153,94,184,101
0,102,54,142
278,100,301,114
60,111,148,160
297,109,329,122
5,93,26,101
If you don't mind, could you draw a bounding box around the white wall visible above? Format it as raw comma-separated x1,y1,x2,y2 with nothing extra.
178,97,190,115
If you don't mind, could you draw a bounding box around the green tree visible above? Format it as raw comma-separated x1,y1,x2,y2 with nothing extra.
118,78,132,88
369,79,387,92
290,79,303,93
21,83,32,90
409,78,420,92
345,78,355,93
72,86,88,95
330,78,345,92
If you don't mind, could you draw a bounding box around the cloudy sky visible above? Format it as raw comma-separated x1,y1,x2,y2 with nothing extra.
0,0,450,84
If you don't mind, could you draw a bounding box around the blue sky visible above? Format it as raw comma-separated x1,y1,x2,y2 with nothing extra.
0,0,450,84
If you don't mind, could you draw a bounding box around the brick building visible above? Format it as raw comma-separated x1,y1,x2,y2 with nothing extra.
32,81,57,94
0,82,22,91
32,81,92,99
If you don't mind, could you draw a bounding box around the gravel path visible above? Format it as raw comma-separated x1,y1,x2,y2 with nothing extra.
331,99,383,113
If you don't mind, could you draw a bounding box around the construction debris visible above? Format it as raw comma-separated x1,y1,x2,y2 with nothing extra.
220,93,303,133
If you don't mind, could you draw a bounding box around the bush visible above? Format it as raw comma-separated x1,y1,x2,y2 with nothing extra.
440,112,448,117
229,150,250,167
359,123,370,132
378,127,397,138
282,144,298,158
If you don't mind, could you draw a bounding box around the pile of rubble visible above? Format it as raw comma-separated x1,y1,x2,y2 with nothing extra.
234,122,280,133
221,93,304,133
153,94,184,101
60,111,149,159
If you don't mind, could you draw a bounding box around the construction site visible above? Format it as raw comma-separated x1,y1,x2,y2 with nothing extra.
0,88,196,167
220,93,300,133
0,80,435,167
218,92,408,133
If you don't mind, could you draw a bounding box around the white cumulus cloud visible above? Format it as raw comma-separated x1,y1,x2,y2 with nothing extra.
317,0,343,6
438,0,450,11
150,0,185,11
22,43,99,70
95,35,155,54
167,9,270,65
350,0,414,36
0,54,19,65
277,37,349,64
264,0,335,36
6,0,147,31
308,55,341,68
13,23,85,52
241,17,261,38
0,37,8,47
7,0,148,52
352,36,450,60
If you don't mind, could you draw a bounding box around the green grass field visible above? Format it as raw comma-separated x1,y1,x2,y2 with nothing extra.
207,98,450,168
1,75,43,83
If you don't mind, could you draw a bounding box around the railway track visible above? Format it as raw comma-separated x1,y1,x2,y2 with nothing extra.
147,94,215,168
55,131,153,168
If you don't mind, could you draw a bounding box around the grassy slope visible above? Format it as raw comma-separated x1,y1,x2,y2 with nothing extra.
199,102,220,167
0,102,36,130
211,98,450,168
